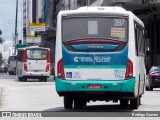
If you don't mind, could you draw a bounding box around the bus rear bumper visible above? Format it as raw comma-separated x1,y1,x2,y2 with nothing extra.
55,77,135,98
22,71,50,78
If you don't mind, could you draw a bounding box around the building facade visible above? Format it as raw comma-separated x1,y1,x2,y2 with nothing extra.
0,41,14,59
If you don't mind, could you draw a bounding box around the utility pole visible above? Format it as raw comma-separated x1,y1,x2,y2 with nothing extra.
14,0,18,55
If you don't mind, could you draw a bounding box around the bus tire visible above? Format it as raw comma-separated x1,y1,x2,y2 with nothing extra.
74,99,82,109
130,96,139,109
149,86,153,91
120,99,128,108
64,96,73,109
139,95,141,105
18,77,22,81
23,78,27,82
39,78,43,82
43,78,47,82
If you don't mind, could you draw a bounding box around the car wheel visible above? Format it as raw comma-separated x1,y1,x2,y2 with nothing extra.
145,86,149,91
149,86,153,91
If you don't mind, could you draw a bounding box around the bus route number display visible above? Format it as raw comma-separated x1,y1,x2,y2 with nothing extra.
111,28,125,37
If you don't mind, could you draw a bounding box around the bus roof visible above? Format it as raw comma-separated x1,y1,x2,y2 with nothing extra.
18,46,50,50
60,6,127,14
59,6,144,27
77,6,126,12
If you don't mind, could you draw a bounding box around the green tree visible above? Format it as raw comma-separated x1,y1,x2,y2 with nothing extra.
0,52,3,66
0,29,4,44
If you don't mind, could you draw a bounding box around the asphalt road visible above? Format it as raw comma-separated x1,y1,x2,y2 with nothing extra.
0,73,160,119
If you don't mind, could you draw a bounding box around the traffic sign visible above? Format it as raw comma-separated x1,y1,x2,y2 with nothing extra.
28,23,46,32
26,35,41,43
16,44,27,49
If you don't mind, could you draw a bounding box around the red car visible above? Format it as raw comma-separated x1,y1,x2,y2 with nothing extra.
146,66,160,91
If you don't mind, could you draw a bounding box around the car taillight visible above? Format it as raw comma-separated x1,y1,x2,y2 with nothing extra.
125,59,133,80
23,50,27,62
24,63,28,72
57,59,65,79
46,64,50,72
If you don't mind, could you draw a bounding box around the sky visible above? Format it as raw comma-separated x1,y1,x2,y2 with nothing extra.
0,0,22,41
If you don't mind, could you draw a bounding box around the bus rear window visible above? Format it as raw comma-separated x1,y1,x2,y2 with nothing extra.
62,16,128,42
27,49,48,60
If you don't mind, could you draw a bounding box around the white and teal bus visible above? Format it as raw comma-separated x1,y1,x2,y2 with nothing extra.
55,6,145,109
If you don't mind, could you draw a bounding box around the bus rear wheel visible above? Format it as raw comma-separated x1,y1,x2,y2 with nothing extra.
39,78,43,82
18,77,22,81
130,96,140,109
74,99,83,109
149,86,153,91
64,96,73,109
120,99,128,108
43,78,47,82
23,78,27,82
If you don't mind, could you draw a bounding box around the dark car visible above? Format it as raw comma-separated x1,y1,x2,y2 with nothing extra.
146,66,160,91
0,66,7,73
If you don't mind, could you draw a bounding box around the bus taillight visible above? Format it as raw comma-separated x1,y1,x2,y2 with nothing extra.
24,63,28,72
23,50,27,62
46,64,50,72
47,50,51,63
57,59,65,79
125,59,133,80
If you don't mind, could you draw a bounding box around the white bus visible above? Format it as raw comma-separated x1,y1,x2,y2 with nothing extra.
55,6,146,109
16,46,51,82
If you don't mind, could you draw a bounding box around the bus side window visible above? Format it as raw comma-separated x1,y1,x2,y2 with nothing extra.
135,23,145,56
135,24,138,56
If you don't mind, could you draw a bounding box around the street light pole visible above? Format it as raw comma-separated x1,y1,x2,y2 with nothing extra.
14,0,18,55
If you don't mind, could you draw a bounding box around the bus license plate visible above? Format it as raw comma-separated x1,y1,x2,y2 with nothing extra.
88,84,101,89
